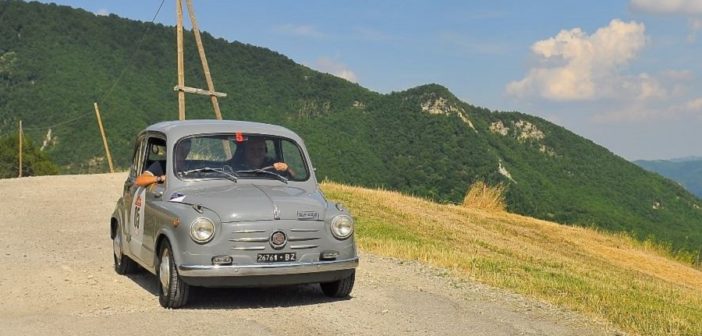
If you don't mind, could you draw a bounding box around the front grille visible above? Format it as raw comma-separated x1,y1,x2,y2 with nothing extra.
229,222,322,252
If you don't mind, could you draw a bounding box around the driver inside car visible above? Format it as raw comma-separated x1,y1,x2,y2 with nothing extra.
232,137,293,176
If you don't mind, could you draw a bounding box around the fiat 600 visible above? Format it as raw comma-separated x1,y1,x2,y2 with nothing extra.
110,120,358,308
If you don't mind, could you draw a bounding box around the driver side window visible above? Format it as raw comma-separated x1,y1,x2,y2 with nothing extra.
143,138,167,175
129,138,146,179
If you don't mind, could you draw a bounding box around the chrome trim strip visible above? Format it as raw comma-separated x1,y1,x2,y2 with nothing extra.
229,237,268,242
233,229,265,233
288,237,319,242
290,244,318,249
231,246,266,251
290,229,319,233
178,257,359,277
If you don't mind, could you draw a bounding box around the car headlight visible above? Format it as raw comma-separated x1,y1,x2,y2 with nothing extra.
330,215,354,240
190,217,215,244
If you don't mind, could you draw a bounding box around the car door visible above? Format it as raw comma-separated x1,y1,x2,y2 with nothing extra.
122,136,145,258
127,136,166,263
140,137,168,265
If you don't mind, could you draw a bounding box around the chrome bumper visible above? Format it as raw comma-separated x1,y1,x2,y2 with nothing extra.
178,257,359,277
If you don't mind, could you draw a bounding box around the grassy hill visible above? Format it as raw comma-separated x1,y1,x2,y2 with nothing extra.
322,181,702,336
1,0,702,253
636,158,702,198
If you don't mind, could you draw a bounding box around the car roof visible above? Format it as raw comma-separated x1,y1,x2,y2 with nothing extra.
143,119,302,142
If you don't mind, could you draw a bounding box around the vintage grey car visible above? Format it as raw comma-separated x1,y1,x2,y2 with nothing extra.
110,120,358,308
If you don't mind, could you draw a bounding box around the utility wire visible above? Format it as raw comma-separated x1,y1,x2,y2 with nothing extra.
96,0,167,104
20,0,167,132
22,111,94,132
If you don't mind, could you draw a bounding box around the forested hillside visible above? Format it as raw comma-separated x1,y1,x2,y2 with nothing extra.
1,0,701,253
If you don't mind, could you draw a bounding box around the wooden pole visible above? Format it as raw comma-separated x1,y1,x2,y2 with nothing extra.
172,85,226,97
176,0,185,120
18,120,22,178
185,0,231,158
93,103,115,173
185,0,223,121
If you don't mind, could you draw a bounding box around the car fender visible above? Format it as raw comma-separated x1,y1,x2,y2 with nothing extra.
151,203,198,270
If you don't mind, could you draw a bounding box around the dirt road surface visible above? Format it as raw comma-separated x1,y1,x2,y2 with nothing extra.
0,173,619,335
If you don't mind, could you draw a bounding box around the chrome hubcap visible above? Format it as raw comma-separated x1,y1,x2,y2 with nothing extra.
159,249,171,295
113,234,122,265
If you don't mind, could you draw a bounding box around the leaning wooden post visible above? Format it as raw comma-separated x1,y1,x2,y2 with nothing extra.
18,120,22,178
185,0,223,120
176,0,186,120
93,103,115,173
185,0,231,158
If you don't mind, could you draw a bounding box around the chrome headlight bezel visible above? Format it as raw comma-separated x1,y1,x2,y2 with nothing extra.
190,217,215,244
330,214,354,240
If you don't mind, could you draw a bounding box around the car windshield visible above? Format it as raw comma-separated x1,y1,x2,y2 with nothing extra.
174,133,310,182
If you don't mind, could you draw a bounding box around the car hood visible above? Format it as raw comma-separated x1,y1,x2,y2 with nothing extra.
169,183,327,222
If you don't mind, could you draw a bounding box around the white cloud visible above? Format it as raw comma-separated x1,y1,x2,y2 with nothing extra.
273,24,325,38
683,97,702,111
506,19,664,101
687,18,702,42
314,57,358,83
654,97,702,120
630,0,702,15
593,96,702,123
662,69,695,80
95,9,110,16
631,0,702,41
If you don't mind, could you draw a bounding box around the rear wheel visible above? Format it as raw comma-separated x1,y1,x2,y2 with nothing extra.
113,225,138,275
320,270,355,298
157,241,189,308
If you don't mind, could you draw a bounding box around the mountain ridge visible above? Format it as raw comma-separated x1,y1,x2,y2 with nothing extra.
635,158,702,198
1,0,701,252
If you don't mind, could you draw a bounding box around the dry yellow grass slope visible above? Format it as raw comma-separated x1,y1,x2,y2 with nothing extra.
321,182,702,336
462,180,507,212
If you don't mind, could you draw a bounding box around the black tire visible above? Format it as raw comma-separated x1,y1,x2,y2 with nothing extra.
113,227,138,275
157,241,189,308
320,270,355,298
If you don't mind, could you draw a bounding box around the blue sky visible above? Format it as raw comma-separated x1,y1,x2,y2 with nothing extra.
36,0,702,160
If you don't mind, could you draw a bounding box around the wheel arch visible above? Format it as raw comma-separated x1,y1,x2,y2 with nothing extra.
154,229,181,267
110,217,119,239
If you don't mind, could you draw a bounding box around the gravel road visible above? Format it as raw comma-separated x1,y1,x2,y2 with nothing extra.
0,173,618,335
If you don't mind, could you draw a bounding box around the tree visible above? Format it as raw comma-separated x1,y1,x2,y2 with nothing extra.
0,133,59,178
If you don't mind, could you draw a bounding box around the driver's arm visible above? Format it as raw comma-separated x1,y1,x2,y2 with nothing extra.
135,162,165,187
135,172,165,187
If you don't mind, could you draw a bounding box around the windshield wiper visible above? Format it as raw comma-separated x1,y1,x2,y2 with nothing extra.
236,169,288,184
179,167,238,183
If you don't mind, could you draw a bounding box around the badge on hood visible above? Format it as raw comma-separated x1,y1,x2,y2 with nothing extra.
169,192,186,203
297,210,319,221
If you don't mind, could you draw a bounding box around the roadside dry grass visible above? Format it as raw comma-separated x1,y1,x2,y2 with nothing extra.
321,182,702,336
462,180,507,212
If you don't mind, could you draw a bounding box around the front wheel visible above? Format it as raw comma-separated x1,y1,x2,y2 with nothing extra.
157,241,189,308
320,270,355,298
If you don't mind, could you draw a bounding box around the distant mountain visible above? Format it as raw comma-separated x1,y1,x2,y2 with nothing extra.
635,159,702,198
2,0,702,252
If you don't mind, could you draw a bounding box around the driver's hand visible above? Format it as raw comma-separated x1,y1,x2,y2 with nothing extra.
273,162,288,172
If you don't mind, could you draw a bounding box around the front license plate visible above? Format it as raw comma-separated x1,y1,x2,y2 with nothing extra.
257,253,296,263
